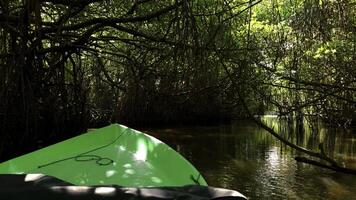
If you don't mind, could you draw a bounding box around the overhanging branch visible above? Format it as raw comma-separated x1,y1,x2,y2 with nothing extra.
41,1,183,33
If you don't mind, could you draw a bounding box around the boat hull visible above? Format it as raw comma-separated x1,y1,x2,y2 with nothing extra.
0,124,207,187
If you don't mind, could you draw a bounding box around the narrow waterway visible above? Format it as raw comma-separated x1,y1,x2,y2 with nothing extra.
146,118,356,200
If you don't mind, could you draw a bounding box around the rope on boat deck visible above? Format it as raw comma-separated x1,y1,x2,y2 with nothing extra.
190,173,202,185
37,129,127,168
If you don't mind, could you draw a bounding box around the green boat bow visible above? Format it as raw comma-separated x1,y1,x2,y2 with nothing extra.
0,124,207,187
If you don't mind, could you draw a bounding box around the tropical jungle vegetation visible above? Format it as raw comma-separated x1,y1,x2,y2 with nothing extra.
0,0,355,172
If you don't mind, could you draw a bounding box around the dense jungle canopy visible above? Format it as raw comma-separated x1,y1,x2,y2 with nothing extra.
0,0,355,162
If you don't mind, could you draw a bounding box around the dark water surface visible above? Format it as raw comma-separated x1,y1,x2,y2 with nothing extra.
145,118,356,200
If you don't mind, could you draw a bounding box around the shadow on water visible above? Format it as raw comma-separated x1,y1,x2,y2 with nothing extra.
147,117,356,200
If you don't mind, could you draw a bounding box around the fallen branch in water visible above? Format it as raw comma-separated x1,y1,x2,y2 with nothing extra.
220,58,356,176
295,156,356,175
250,111,356,175
248,107,356,175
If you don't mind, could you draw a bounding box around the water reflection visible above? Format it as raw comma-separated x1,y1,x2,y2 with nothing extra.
148,119,356,200
266,147,279,168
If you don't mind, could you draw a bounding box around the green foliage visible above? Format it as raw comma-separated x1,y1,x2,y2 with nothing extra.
0,0,355,158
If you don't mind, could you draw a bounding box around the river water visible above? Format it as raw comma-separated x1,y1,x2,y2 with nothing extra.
146,118,356,200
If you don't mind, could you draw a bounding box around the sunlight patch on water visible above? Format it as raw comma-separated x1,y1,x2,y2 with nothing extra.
266,147,280,168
